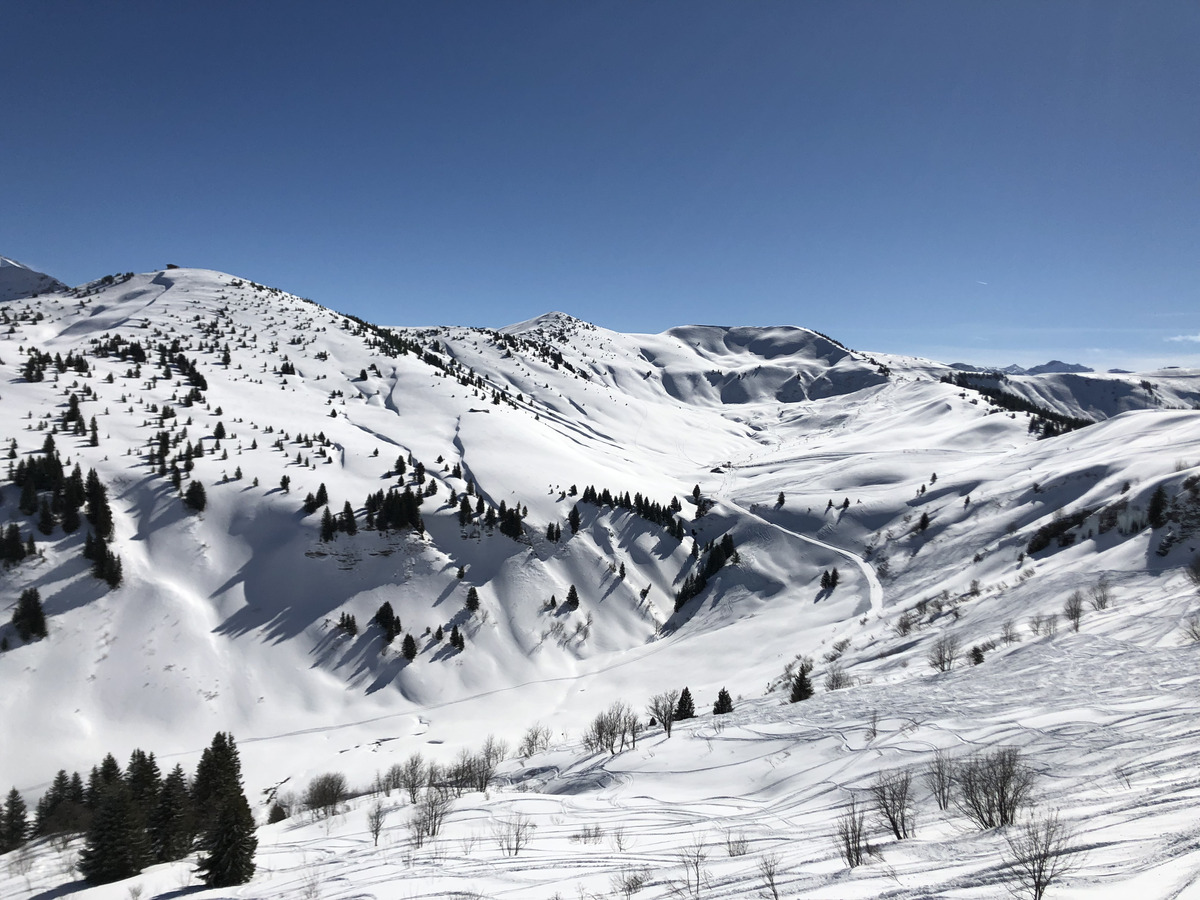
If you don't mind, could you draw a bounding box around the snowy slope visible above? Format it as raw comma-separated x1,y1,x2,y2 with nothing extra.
2,264,1199,899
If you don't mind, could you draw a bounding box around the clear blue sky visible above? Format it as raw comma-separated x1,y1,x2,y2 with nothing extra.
3,2,1197,370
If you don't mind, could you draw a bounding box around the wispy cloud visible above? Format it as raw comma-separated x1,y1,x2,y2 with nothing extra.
1166,333,1200,343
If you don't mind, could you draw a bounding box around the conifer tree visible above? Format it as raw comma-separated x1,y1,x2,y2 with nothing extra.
12,588,47,641
184,479,207,512
1148,485,1169,529
196,791,256,887
149,764,194,862
466,586,480,613
1,787,28,852
675,687,695,720
320,506,336,541
79,782,150,884
568,504,581,534
191,732,256,884
565,584,580,610
790,667,814,703
340,500,357,535
713,687,734,715
402,633,418,660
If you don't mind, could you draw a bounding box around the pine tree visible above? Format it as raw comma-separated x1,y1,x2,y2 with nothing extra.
1148,485,1169,529
184,479,207,512
918,511,930,532
450,624,463,650
675,687,695,720
466,586,480,613
402,633,418,660
320,506,336,541
196,791,256,887
789,668,814,703
12,588,47,641
191,732,241,839
568,505,581,534
1,787,28,852
79,782,150,884
713,688,734,715
565,584,580,610
340,500,357,535
149,764,194,862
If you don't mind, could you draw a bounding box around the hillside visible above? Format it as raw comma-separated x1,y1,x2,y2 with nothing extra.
1,265,1199,899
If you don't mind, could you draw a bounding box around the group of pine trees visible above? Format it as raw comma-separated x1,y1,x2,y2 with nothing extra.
674,533,738,611
574,484,687,540
3,439,121,591
7,732,256,887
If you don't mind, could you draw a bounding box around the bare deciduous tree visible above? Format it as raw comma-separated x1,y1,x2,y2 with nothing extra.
757,852,782,900
924,749,955,811
676,836,709,899
492,813,535,857
649,689,680,738
366,801,386,846
927,632,959,672
1002,809,1080,900
1000,619,1020,645
955,748,1035,829
519,722,551,758
1088,575,1113,610
836,797,868,868
583,701,638,755
304,772,348,819
399,753,426,804
824,663,851,691
869,768,916,840
409,786,453,848
1063,591,1084,631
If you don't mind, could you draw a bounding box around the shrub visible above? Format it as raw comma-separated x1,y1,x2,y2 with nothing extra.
954,748,1035,829
303,772,348,819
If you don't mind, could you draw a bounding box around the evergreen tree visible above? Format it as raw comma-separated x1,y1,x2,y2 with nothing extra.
820,570,831,591
466,586,480,613
320,506,336,541
789,668,814,703
918,511,930,532
373,602,401,644
37,496,55,535
1148,484,1169,529
1,787,28,852
450,624,463,650
79,782,150,884
565,584,580,610
713,688,734,715
339,500,357,535
830,568,840,588
184,479,207,512
12,588,47,641
401,633,418,660
149,764,194,862
84,468,114,540
675,687,695,720
191,732,242,839
568,504,581,534
196,791,256,887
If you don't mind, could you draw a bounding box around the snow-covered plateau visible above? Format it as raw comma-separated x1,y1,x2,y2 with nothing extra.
1,264,1198,899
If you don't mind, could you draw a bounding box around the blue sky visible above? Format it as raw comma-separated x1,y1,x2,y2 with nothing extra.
2,2,1197,370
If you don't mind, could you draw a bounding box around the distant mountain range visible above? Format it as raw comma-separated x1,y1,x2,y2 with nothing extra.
950,359,1095,375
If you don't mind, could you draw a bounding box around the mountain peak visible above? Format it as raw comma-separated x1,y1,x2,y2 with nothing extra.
0,255,68,301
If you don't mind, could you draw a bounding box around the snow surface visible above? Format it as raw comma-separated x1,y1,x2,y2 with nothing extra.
1,266,1199,898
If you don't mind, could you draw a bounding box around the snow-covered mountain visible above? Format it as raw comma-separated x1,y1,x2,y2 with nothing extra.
0,256,68,302
2,265,1199,899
